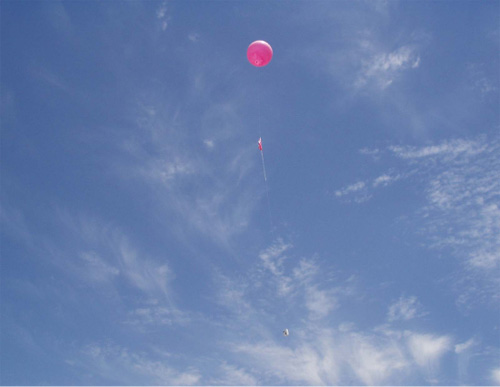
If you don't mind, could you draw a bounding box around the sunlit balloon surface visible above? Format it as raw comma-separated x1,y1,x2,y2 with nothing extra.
247,40,273,67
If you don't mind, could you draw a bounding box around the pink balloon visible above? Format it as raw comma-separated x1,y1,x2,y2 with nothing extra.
247,40,273,67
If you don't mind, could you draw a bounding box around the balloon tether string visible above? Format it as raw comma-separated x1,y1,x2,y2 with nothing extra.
257,70,274,233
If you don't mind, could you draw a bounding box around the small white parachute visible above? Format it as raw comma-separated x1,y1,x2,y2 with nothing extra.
283,329,289,336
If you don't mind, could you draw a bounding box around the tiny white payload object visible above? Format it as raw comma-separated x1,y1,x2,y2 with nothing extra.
283,329,289,336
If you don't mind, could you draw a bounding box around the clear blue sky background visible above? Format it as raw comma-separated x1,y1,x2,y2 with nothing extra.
1,1,499,385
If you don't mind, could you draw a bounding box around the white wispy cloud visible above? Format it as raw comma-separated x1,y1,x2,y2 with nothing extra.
454,337,478,354
121,100,258,248
214,271,253,318
258,238,294,296
335,181,371,203
335,173,401,201
212,240,459,384
210,362,258,385
233,326,454,385
7,209,127,297
390,138,487,160
2,202,193,343
292,258,342,320
156,2,167,19
373,173,400,187
79,251,120,283
79,224,168,298
455,336,481,384
415,138,500,308
359,147,381,159
387,295,426,322
203,139,214,149
259,238,292,277
287,2,427,95
336,135,500,306
156,1,169,31
188,32,200,43
407,332,452,371
77,342,200,384
292,258,319,281
200,238,463,385
305,285,339,320
233,339,339,385
356,45,421,89
126,304,190,327
348,332,408,385
117,238,172,299
257,240,349,319
48,212,193,328
467,63,498,96
139,157,196,183
491,367,500,385
335,181,365,197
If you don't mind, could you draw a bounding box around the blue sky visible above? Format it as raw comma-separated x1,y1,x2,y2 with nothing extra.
1,1,499,385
